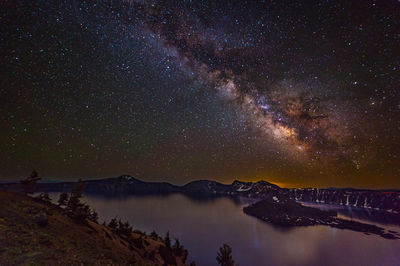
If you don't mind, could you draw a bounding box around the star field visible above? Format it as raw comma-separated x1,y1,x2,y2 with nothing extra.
1,0,399,188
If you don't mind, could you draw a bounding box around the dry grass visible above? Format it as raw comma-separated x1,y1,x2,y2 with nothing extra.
0,191,185,266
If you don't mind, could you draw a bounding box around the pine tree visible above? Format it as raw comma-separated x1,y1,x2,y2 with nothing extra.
20,170,41,195
67,179,83,212
71,179,83,199
116,220,132,236
89,209,99,223
58,192,69,207
108,217,118,230
164,231,171,250
216,244,238,266
173,238,181,250
173,238,186,258
150,230,159,240
66,179,95,223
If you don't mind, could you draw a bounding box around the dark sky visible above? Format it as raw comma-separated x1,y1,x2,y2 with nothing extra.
1,0,399,188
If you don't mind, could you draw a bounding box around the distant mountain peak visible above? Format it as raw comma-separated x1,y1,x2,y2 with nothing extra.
256,180,280,188
231,179,280,188
106,175,141,183
119,175,136,181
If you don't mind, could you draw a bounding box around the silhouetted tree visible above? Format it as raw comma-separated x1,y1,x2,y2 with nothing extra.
164,231,171,250
158,231,176,265
108,217,118,230
58,192,69,207
132,236,144,249
71,203,90,222
173,238,181,250
172,237,188,261
89,209,99,223
150,230,159,240
67,179,83,212
216,244,238,266
158,245,176,266
20,170,41,194
38,192,51,202
65,179,97,223
116,219,133,236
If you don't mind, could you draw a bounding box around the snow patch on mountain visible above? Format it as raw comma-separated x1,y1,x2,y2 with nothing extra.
237,185,252,192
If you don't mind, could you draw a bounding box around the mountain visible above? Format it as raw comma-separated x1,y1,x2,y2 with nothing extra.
81,175,180,195
1,175,399,214
0,175,180,196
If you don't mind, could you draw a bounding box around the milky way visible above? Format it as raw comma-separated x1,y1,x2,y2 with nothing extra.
1,0,399,188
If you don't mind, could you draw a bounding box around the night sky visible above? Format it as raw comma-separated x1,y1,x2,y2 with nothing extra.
1,0,399,188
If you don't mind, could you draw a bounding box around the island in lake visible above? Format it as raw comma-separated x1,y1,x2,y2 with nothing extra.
243,195,400,239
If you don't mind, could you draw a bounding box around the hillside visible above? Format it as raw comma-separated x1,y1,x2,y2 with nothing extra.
0,191,187,265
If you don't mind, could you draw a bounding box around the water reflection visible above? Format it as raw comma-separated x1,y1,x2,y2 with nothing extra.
301,202,400,228
85,191,251,205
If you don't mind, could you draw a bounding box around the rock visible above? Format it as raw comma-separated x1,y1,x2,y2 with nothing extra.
34,211,48,226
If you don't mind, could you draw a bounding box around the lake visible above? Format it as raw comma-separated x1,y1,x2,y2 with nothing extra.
66,193,400,266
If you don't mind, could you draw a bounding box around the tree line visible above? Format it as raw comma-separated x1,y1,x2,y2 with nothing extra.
20,170,98,223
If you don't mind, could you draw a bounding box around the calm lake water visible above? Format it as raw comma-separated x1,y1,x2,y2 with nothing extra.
61,193,400,266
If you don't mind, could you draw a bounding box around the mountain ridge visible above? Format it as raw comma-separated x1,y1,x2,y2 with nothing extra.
1,175,399,214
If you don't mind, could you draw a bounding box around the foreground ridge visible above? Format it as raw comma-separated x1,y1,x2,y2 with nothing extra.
0,191,187,265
